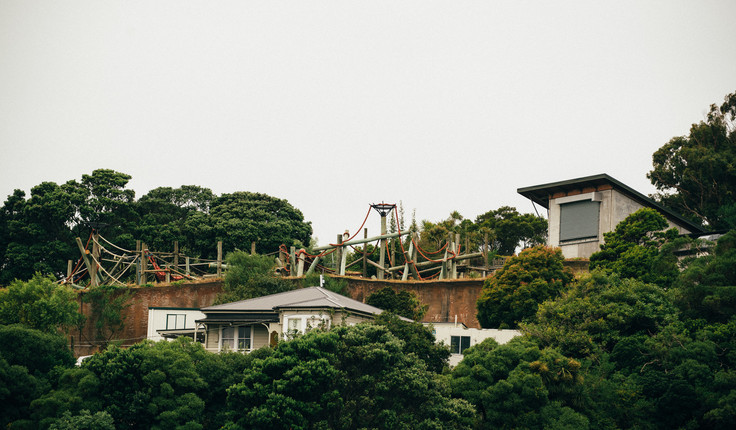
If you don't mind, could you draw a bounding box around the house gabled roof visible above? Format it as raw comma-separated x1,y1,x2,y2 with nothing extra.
201,286,387,317
517,173,705,234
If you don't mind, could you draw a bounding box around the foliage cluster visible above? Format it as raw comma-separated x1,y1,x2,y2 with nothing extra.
648,90,736,230
0,169,312,284
216,251,296,304
416,206,547,257
476,245,573,328
366,286,427,321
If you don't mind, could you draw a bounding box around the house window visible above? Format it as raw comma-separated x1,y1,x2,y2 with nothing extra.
220,326,252,352
559,200,600,242
288,318,302,332
166,314,185,330
450,336,471,354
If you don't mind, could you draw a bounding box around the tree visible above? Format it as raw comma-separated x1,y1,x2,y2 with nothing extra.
81,285,132,348
672,229,736,322
0,325,76,428
225,324,476,429
0,273,85,333
522,271,679,360
475,206,547,255
0,324,76,375
589,208,686,287
476,246,574,329
204,192,312,257
216,251,295,304
373,312,450,373
366,287,427,320
648,90,736,230
0,183,80,283
133,186,215,255
450,337,587,429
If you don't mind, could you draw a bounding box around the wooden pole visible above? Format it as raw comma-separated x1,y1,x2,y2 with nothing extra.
289,246,296,275
75,237,95,287
251,241,256,255
362,228,367,278
141,243,148,284
297,249,305,277
173,241,179,272
66,260,72,282
185,256,190,277
217,241,223,278
136,240,142,285
378,215,387,280
305,256,320,276
335,234,343,275
91,232,100,287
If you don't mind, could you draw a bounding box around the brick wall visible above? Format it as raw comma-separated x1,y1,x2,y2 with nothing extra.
72,281,223,356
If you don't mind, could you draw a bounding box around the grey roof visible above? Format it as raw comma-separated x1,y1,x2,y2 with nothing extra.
201,287,387,316
517,173,705,234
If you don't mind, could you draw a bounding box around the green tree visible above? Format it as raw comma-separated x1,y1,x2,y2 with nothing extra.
133,185,216,256
225,324,475,429
476,246,574,329
475,206,548,255
81,285,132,348
200,192,312,257
217,251,295,303
0,273,84,333
366,287,427,320
589,208,685,287
672,229,736,322
0,325,76,428
451,337,588,429
49,409,115,430
648,90,736,230
373,312,450,373
522,272,679,360
0,182,80,283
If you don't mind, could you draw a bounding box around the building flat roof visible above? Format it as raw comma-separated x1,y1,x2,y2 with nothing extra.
517,173,705,234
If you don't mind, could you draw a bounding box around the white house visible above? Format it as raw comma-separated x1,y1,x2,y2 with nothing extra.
426,322,521,367
147,307,206,342
196,287,393,353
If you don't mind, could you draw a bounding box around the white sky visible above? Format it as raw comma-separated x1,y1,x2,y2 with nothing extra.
1,1,735,246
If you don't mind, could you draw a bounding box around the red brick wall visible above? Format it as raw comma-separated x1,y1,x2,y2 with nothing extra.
73,281,223,356
342,277,485,328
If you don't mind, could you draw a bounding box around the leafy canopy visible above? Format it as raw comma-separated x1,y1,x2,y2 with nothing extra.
366,287,427,320
648,90,736,230
476,246,574,329
0,273,84,333
217,251,295,304
225,324,475,430
589,207,686,287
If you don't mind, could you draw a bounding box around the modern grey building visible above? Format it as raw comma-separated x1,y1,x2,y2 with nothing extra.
518,174,705,259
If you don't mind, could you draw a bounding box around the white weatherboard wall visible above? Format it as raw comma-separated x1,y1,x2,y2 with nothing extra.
427,323,521,367
147,308,206,341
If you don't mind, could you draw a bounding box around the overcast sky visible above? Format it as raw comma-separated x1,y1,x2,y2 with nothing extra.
1,1,735,246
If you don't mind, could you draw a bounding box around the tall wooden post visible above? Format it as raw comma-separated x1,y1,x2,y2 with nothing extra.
141,243,148,285
67,260,72,283
378,214,387,280
297,249,306,277
136,240,142,285
185,256,190,277
173,241,179,272
289,246,296,275
362,228,368,277
335,234,343,275
90,232,100,287
217,241,223,278
251,241,256,255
